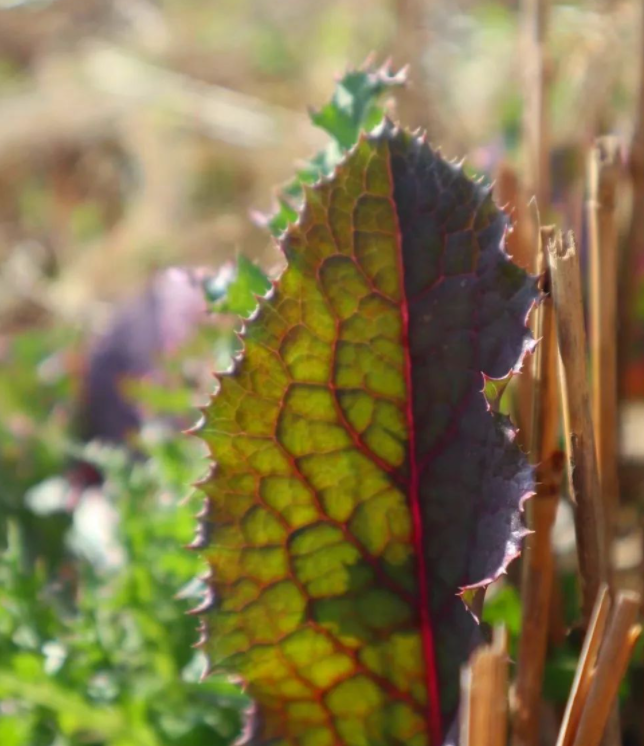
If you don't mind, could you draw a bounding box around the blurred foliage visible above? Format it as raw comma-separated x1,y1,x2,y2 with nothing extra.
0,328,78,558
0,260,269,745
0,430,249,746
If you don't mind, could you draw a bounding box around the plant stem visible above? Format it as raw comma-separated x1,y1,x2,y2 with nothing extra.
517,0,551,448
588,137,622,533
620,1,644,397
521,0,551,218
547,230,610,620
571,593,641,746
556,585,611,746
512,226,564,746
549,234,617,746
461,628,508,746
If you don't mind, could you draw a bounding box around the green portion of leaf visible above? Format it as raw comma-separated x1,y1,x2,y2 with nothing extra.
483,372,514,413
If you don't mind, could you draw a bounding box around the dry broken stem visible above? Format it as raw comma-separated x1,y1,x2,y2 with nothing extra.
556,585,611,746
461,628,509,746
569,592,641,746
547,230,610,619
512,226,564,746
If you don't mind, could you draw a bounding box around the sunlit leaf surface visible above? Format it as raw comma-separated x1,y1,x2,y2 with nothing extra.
194,120,536,746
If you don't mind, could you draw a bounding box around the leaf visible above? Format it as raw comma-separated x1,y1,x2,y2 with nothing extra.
309,63,407,149
193,120,537,745
258,59,407,237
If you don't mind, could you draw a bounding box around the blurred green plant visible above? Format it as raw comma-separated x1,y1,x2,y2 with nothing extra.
0,328,78,559
0,429,249,746
0,256,272,745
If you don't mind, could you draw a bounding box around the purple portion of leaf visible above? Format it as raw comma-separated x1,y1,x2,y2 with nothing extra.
384,122,537,719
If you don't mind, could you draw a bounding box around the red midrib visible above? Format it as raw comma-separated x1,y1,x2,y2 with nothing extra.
385,147,443,745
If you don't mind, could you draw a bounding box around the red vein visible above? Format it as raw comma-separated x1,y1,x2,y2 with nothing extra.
314,276,407,490
209,482,428,719
384,147,443,745
270,434,417,608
